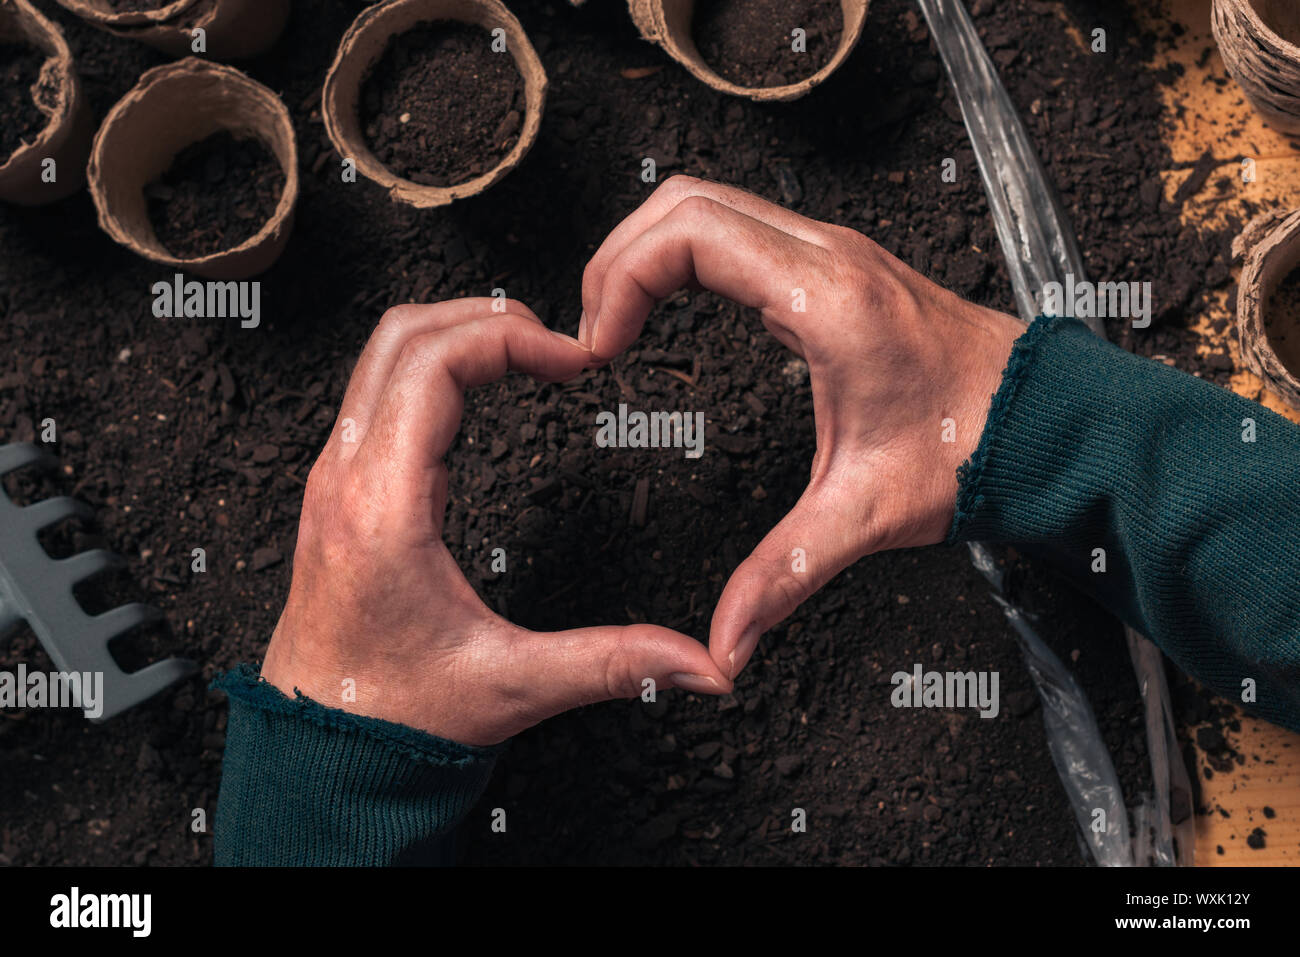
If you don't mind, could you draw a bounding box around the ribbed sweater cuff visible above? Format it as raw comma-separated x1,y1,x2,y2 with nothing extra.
211,663,499,866
947,313,1300,732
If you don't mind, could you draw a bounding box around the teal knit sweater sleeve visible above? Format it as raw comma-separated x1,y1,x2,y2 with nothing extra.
950,314,1300,732
210,664,499,866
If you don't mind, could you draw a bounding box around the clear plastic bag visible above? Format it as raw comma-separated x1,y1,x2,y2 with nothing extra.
918,0,1185,865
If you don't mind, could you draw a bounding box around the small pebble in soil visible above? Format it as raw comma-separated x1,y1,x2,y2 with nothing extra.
692,0,843,88
0,42,49,161
361,21,525,187
250,547,282,572
145,131,285,260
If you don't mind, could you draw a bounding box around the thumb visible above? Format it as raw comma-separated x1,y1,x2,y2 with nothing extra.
513,623,733,720
709,484,863,679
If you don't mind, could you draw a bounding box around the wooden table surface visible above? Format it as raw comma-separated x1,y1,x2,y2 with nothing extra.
1136,0,1298,865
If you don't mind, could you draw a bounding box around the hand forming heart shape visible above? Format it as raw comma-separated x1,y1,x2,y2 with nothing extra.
261,177,1022,747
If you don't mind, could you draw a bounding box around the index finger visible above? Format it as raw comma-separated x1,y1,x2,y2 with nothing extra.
360,313,591,481
335,297,541,453
586,195,828,361
581,175,832,331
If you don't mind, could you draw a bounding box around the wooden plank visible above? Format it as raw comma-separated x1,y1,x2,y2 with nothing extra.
1191,717,1300,865
1139,0,1300,865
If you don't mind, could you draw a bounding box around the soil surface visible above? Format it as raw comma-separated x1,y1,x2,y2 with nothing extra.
1266,267,1300,380
0,0,1248,866
692,0,843,87
0,42,48,161
145,131,285,259
361,21,525,187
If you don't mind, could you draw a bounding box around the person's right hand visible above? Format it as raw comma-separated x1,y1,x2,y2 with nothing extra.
579,176,1024,681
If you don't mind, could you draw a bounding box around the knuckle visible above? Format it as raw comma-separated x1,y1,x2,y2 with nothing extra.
395,328,447,373
656,173,700,202
334,470,387,543
500,298,532,318
302,456,343,512
302,460,330,504
822,246,908,315
298,463,331,531
739,560,806,618
672,192,720,223
377,303,421,333
825,223,875,257
767,569,808,615
602,649,640,702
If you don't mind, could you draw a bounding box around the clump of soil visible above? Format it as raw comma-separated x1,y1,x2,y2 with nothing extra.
360,21,525,187
692,0,843,87
144,131,285,260
1265,266,1300,380
1171,670,1243,813
0,42,49,161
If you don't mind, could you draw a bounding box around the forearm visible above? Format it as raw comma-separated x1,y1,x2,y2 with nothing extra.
951,314,1300,731
212,664,498,866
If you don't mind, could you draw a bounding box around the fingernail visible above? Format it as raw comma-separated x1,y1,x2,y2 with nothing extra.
551,329,589,350
578,310,590,347
729,625,761,679
670,672,722,695
588,310,601,353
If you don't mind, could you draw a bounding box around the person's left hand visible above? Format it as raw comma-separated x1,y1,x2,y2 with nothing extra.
261,299,732,746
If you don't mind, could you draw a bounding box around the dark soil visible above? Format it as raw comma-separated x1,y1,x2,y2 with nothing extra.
361,21,525,187
0,0,1250,866
1265,267,1300,380
692,0,843,87
144,131,285,259
1171,670,1244,824
0,42,48,161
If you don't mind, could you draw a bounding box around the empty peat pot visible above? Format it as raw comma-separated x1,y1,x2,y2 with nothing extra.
323,0,547,209
1235,208,1300,409
88,58,298,280
52,0,289,59
628,0,870,102
1213,0,1300,134
0,0,93,205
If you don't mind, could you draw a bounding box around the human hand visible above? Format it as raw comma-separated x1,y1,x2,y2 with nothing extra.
580,176,1023,680
261,298,732,746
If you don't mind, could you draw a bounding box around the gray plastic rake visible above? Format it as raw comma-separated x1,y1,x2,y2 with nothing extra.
0,442,196,721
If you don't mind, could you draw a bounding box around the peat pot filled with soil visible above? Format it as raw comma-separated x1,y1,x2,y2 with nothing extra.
0,0,93,205
87,57,298,280
323,0,547,209
1236,208,1300,409
53,0,290,59
629,0,869,102
1213,0,1300,133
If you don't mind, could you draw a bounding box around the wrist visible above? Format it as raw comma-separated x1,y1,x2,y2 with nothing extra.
932,307,1024,537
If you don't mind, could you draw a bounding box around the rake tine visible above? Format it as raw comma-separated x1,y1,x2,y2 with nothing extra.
56,549,125,585
85,602,163,645
0,442,57,477
21,496,95,531
95,657,198,723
